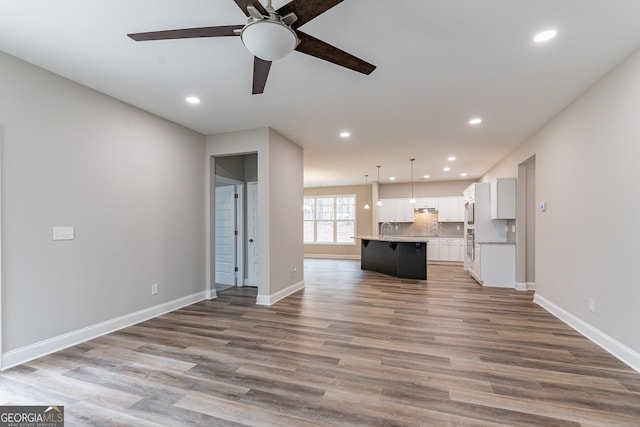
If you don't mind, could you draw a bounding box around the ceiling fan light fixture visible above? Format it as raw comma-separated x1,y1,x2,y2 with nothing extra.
241,19,298,61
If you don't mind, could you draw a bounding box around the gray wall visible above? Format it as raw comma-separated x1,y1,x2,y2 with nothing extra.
267,129,304,294
379,180,476,198
0,51,206,353
483,47,640,365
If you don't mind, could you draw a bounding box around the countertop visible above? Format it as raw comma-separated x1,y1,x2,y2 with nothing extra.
355,235,432,243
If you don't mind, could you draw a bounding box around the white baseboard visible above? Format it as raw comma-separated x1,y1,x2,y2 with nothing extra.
304,254,360,260
256,280,305,306
515,282,527,291
534,294,640,373
1,291,207,371
205,288,217,300
516,281,536,291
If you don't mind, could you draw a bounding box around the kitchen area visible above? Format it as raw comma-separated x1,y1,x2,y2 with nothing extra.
361,178,517,287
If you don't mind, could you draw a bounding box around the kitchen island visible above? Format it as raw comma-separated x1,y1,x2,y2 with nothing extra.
356,236,429,280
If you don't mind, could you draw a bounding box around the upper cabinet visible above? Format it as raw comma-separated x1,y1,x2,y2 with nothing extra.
377,199,396,223
395,199,415,222
437,196,464,222
377,198,415,223
463,184,475,204
490,178,516,219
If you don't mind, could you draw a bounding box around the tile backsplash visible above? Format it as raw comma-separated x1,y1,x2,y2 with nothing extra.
378,212,464,237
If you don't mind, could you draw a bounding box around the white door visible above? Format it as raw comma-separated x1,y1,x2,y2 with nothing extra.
247,182,259,287
215,185,236,286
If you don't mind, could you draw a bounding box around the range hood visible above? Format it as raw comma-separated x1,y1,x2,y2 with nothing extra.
414,207,438,213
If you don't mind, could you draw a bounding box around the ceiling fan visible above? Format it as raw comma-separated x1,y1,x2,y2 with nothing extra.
127,0,376,94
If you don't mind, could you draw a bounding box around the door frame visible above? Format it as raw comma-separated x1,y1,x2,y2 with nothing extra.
246,181,258,287
516,155,536,291
214,176,245,288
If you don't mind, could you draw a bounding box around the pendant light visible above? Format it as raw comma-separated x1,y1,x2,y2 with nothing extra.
409,158,416,204
376,165,383,206
363,174,370,209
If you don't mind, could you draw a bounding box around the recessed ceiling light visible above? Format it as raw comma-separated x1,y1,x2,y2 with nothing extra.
534,29,557,43
460,172,468,177
389,176,396,181
186,96,200,104
443,167,451,172
423,175,430,179
340,131,351,138
469,118,482,125
448,156,456,161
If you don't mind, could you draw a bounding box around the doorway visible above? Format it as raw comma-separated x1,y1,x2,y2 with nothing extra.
213,153,258,299
516,155,536,290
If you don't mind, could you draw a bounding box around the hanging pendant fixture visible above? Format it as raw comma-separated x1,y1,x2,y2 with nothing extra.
409,158,416,204
363,174,370,210
376,165,383,206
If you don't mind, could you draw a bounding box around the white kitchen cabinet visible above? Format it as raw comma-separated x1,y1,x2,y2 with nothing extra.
455,238,465,261
377,199,397,223
415,197,439,210
490,178,516,219
427,238,439,261
438,238,464,261
437,197,464,222
463,184,475,204
470,243,515,288
376,198,415,223
396,199,415,222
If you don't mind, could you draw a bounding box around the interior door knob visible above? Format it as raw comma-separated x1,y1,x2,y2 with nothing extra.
249,239,254,242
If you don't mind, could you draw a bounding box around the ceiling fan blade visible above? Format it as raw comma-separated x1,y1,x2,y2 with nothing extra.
233,0,268,17
277,0,344,28
252,57,272,94
128,25,243,41
295,31,375,75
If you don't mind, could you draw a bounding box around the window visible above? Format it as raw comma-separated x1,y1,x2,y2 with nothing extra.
304,195,356,244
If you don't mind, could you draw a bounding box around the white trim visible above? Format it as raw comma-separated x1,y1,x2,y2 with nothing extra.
304,254,360,260
205,288,217,300
256,280,305,306
527,281,536,291
428,260,464,266
534,293,640,373
515,282,528,291
1,291,207,370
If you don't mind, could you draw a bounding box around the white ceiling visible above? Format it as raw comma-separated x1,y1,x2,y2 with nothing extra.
1,0,640,187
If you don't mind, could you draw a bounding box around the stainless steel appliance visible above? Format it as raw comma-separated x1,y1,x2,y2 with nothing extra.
466,228,475,260
465,202,475,225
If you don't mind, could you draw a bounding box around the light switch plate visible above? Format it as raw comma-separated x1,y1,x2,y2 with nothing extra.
53,226,74,240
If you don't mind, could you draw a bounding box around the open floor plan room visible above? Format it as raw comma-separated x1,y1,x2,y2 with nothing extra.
1,259,638,426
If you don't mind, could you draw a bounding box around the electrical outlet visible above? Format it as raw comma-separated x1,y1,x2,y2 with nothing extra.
588,298,595,312
291,266,297,273
151,283,159,295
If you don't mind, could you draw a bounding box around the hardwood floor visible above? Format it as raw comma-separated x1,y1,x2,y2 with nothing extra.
1,260,639,426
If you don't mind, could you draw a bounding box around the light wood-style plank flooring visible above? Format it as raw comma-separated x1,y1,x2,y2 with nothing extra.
1,260,639,426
